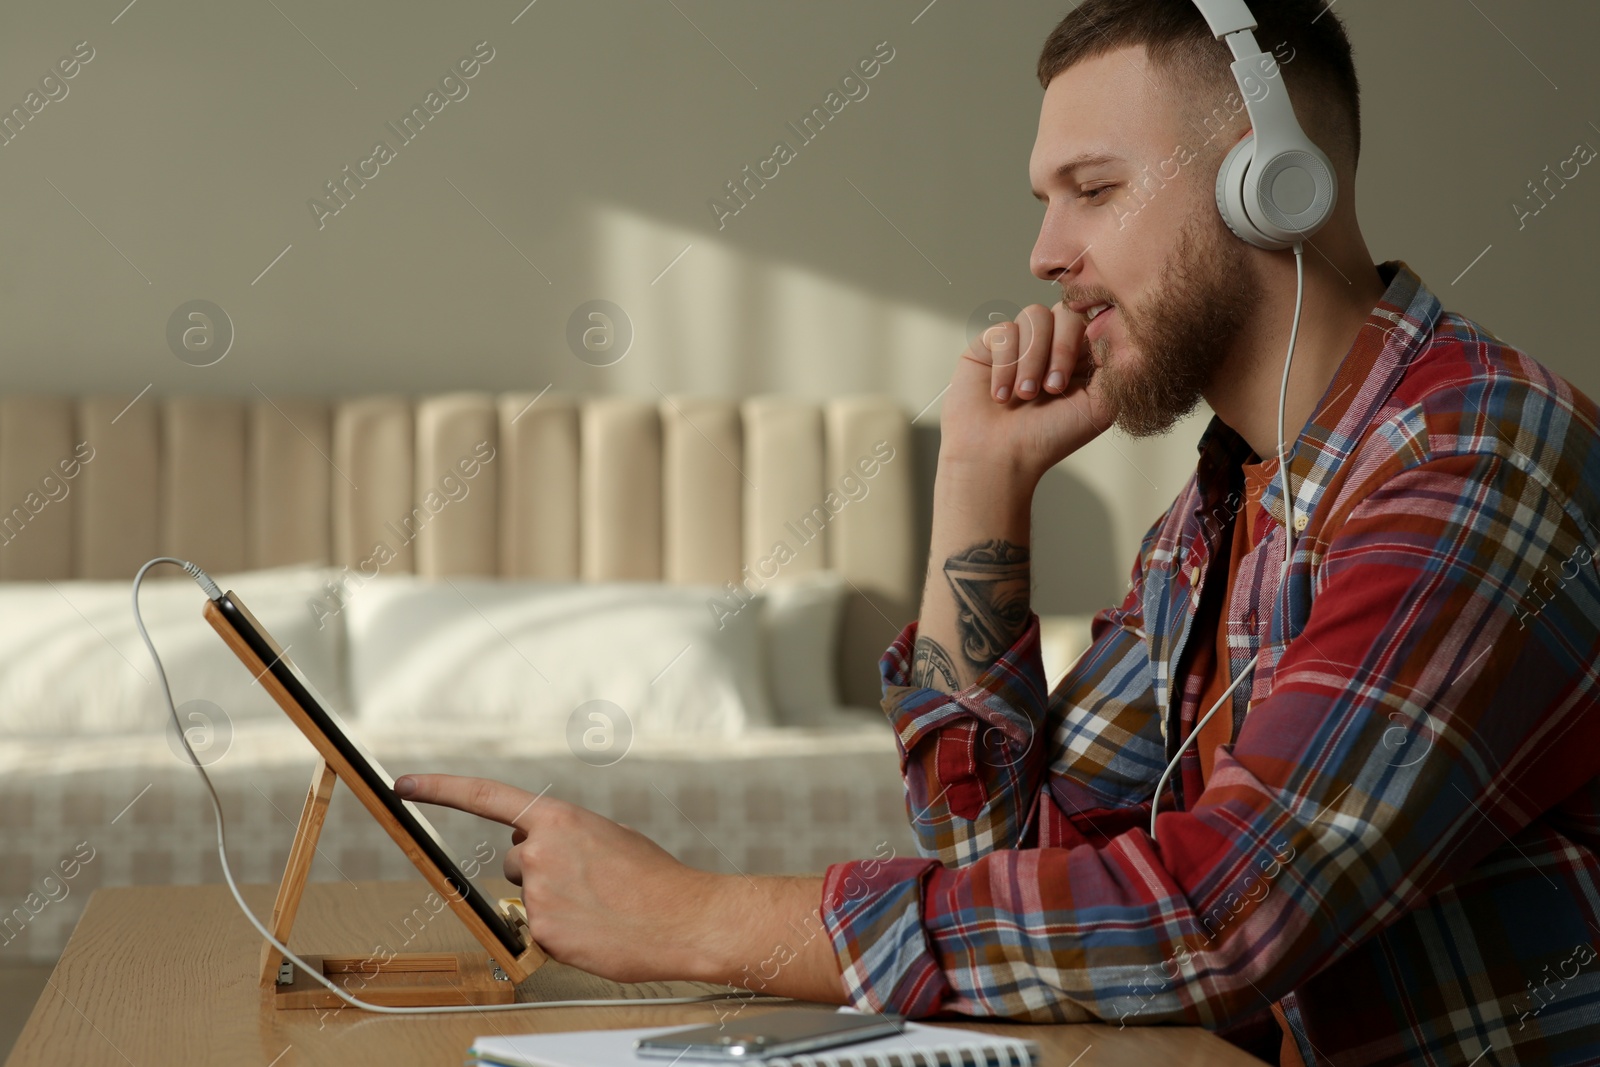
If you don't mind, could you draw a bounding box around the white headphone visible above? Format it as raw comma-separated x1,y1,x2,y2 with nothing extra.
1192,0,1337,248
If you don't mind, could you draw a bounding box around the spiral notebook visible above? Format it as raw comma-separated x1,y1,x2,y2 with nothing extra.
466,1021,1039,1067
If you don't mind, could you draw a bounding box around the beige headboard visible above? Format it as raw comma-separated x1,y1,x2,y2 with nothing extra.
0,392,918,707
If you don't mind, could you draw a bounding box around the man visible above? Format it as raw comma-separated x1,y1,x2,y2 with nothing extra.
397,1,1600,1063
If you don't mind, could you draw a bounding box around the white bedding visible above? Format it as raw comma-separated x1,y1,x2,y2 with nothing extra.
344,576,776,737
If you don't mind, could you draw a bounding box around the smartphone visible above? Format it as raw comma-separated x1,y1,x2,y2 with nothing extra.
635,1009,906,1060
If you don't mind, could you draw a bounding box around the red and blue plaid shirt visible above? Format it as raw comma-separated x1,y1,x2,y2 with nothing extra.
820,261,1600,1066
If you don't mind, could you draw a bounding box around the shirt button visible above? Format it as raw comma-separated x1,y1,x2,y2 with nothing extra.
1293,512,1308,532
1190,564,1201,585
1245,610,1259,634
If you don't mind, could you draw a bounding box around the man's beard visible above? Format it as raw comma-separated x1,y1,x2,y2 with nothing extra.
1086,210,1262,438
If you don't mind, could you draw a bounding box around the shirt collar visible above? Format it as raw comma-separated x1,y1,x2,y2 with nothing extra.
1194,260,1444,528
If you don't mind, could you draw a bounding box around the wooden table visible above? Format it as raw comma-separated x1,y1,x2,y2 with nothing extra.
7,882,1266,1066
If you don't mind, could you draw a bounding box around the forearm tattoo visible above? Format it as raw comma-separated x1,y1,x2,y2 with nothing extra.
943,539,1030,670
911,634,960,690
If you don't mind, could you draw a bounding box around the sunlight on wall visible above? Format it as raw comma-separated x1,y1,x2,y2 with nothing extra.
588,202,952,411
586,201,1209,581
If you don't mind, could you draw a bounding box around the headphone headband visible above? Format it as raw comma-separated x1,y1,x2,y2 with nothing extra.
1189,0,1259,40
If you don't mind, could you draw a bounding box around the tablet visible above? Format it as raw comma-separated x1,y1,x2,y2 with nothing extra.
202,588,534,970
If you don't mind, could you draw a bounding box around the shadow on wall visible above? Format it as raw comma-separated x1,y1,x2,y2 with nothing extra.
1030,463,1122,616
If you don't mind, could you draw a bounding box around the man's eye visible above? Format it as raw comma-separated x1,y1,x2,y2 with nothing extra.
1080,185,1113,202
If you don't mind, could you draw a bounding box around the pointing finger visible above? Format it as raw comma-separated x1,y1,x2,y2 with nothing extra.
395,773,547,831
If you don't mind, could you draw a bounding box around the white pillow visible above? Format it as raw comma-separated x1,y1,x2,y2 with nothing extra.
759,571,848,726
0,564,349,737
345,577,775,739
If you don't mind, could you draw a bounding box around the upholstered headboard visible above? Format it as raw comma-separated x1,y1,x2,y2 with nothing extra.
0,392,919,706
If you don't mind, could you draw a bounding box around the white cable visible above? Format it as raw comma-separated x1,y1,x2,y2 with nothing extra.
1150,242,1305,841
1276,242,1307,573
133,557,775,1014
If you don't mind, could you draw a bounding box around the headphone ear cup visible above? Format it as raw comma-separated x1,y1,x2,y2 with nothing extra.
1215,133,1285,250
1215,133,1339,251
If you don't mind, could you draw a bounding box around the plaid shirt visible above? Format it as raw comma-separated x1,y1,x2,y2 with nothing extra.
820,261,1600,1066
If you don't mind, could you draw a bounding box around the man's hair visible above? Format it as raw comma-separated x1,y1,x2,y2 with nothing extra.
1037,0,1361,171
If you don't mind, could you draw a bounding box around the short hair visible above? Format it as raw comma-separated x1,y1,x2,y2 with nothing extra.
1036,0,1362,171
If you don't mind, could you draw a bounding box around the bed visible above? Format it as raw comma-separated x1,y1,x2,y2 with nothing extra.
0,391,1093,963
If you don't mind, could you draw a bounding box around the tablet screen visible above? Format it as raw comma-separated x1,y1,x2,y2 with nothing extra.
214,590,525,957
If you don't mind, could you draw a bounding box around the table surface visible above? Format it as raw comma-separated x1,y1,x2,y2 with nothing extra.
7,881,1266,1066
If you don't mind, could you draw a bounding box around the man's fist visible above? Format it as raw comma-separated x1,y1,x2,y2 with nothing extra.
938,301,1119,485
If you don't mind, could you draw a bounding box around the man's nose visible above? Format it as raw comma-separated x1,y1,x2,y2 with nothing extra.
1030,213,1087,286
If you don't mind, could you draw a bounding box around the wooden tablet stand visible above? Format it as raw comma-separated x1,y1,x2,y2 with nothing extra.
258,760,531,1009
202,598,547,1011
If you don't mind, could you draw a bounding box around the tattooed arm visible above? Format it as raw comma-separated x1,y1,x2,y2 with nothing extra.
883,304,1110,857
910,459,1036,692
907,303,1103,692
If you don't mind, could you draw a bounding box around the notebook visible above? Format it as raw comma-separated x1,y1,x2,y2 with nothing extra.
466,1021,1040,1067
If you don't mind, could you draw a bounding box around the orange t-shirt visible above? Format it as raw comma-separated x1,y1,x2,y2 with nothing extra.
1193,453,1278,783
1190,454,1306,1067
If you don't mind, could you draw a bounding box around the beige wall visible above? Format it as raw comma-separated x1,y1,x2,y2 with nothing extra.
1,0,1595,613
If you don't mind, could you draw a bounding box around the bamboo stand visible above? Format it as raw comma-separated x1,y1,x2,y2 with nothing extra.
259,760,527,1009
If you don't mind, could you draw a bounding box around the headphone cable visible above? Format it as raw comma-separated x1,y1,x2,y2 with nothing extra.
1149,240,1305,842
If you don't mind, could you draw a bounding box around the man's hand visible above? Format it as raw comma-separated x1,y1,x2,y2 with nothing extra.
395,772,697,980
394,773,846,1002
940,301,1119,485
